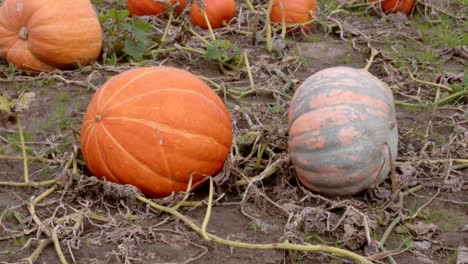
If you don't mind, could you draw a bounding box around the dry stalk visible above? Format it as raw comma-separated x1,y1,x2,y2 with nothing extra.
137,194,372,263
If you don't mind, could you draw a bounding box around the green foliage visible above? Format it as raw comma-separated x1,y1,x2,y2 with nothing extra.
99,9,152,62
205,40,241,64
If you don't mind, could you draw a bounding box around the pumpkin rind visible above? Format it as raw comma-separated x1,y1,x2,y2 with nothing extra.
288,66,398,196
81,66,233,198
370,0,416,14
126,0,188,16
0,0,103,71
190,0,236,29
270,0,316,28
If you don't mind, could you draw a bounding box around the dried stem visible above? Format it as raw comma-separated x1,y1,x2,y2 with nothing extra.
407,69,452,92
244,0,255,11
158,10,174,49
52,228,68,264
280,3,287,39
23,239,52,263
265,0,274,52
137,196,372,263
16,113,29,184
364,46,378,71
200,177,214,240
243,50,255,90
0,179,57,187
202,9,216,41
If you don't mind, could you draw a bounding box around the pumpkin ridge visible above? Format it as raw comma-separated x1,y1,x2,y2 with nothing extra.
100,124,178,185
99,69,164,111
103,117,231,150
94,129,121,183
290,96,390,125
298,78,391,102
6,39,55,71
82,124,100,174
81,123,97,152
104,88,229,121
295,159,383,188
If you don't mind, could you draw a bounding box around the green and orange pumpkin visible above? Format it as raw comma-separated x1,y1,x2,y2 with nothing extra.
81,66,232,197
288,66,398,196
0,0,102,72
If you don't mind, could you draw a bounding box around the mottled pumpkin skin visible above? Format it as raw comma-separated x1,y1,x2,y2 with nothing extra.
0,0,102,72
81,66,233,198
288,67,398,196
370,0,416,14
270,0,316,28
126,0,188,16
190,0,236,29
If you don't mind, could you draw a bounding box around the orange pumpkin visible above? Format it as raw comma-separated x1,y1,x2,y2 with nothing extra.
270,0,316,28
126,0,188,16
288,67,398,196
190,0,236,29
0,0,102,72
81,66,233,198
370,0,416,14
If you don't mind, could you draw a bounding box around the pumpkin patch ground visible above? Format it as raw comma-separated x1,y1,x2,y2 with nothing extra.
0,0,466,263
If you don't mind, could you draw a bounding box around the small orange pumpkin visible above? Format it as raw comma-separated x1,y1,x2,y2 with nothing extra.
0,0,102,72
190,0,236,29
81,66,233,198
270,0,316,28
126,0,188,16
370,0,416,14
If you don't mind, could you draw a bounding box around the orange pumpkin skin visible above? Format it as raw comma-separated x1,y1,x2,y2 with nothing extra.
0,0,102,72
270,0,316,28
81,66,233,198
126,0,188,16
288,67,398,196
370,0,415,14
190,0,236,29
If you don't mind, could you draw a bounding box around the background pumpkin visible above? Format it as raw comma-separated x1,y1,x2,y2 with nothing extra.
126,0,188,16
270,0,316,28
370,0,416,14
81,66,233,198
190,0,236,29
288,66,398,196
0,0,102,72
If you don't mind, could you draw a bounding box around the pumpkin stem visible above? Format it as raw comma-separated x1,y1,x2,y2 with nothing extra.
386,143,397,194
363,46,378,71
19,26,29,40
95,115,102,122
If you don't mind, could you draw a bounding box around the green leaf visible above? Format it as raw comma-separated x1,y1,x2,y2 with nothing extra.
132,21,152,33
213,39,232,49
14,92,35,112
123,38,146,61
205,40,233,61
13,211,24,227
0,92,13,114
205,45,225,61
122,22,151,43
109,9,130,23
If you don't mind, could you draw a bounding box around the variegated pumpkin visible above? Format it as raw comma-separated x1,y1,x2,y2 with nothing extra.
288,66,398,196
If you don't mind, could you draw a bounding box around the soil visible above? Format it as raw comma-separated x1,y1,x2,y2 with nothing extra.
0,0,467,264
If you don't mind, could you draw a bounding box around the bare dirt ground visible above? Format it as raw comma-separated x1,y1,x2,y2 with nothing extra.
0,0,467,263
